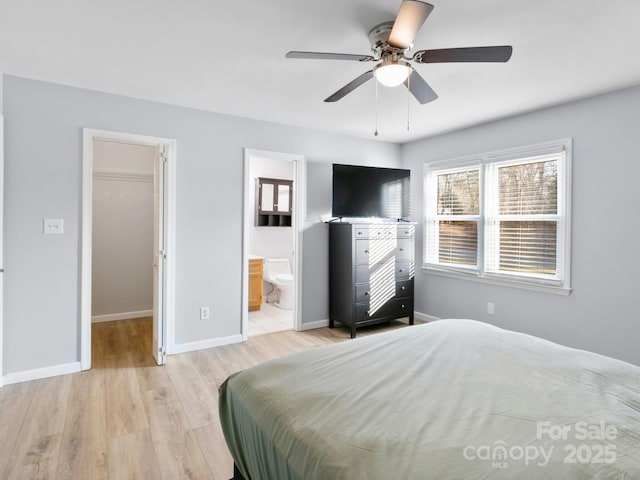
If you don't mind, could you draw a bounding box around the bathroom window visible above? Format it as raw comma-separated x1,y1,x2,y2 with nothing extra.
256,178,293,226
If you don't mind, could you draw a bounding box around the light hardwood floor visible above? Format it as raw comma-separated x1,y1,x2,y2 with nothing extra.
0,317,410,479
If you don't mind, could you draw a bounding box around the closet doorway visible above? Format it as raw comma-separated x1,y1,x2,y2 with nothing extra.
242,149,305,339
81,129,176,369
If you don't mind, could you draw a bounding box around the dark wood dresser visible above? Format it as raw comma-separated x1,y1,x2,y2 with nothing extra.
329,222,415,338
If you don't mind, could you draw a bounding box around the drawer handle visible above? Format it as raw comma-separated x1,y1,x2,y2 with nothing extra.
364,250,369,253
358,232,363,235
399,248,404,251
366,311,370,316
401,304,406,309
399,269,405,273
401,286,406,291
364,292,369,296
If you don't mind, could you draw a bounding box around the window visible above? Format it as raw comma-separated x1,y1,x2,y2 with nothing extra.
424,139,571,293
425,166,480,269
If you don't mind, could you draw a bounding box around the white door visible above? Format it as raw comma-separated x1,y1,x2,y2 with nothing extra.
152,145,167,365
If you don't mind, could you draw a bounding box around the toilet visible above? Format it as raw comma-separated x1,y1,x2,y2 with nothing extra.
263,258,294,310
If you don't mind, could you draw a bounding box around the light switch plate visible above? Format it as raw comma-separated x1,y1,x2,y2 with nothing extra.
44,218,64,234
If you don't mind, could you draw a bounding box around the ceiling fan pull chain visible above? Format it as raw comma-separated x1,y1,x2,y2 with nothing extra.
407,70,411,131
374,78,379,136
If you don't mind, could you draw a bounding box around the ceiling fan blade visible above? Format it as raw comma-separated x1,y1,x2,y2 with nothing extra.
388,1,434,49
324,71,374,102
404,70,438,104
413,46,513,63
286,51,375,62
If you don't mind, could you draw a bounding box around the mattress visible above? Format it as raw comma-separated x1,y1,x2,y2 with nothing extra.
219,319,640,479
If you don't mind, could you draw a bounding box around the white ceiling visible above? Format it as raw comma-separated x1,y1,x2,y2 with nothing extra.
1,0,639,143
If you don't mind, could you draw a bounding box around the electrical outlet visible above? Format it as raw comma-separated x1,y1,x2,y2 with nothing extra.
200,306,210,320
43,218,64,234
487,302,495,315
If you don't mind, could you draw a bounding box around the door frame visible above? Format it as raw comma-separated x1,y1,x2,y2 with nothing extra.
242,149,305,340
0,114,4,387
81,128,177,370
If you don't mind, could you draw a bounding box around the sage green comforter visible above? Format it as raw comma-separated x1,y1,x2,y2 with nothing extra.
219,320,640,479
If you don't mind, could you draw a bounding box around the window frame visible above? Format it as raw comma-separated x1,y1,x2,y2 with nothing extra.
423,139,572,295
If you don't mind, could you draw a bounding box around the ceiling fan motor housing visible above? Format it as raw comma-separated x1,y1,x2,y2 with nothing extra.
368,22,395,50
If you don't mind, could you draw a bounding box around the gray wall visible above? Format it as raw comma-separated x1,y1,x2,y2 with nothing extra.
2,75,401,374
402,84,640,366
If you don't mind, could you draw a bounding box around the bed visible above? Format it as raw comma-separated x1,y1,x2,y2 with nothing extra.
219,320,640,479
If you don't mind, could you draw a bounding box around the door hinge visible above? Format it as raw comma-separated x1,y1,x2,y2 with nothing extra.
160,249,167,259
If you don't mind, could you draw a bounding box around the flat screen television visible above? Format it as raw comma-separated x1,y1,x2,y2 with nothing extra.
332,164,411,220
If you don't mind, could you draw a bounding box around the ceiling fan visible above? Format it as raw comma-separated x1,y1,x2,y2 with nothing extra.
286,0,513,104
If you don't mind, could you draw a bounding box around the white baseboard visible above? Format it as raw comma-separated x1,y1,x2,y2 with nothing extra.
299,319,329,331
92,309,153,323
3,361,82,386
171,334,244,355
414,311,440,323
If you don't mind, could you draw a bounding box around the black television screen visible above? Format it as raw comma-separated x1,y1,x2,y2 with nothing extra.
332,164,410,219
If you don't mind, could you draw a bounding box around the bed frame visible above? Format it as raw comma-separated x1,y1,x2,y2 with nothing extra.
231,463,246,480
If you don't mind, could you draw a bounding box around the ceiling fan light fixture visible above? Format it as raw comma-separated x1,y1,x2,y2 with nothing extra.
374,59,411,87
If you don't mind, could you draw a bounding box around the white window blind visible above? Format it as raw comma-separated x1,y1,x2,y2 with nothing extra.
424,140,571,291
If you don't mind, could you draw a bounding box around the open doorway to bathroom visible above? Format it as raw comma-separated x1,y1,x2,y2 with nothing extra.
242,149,304,338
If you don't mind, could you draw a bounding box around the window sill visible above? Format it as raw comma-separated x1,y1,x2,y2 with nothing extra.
421,265,572,296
